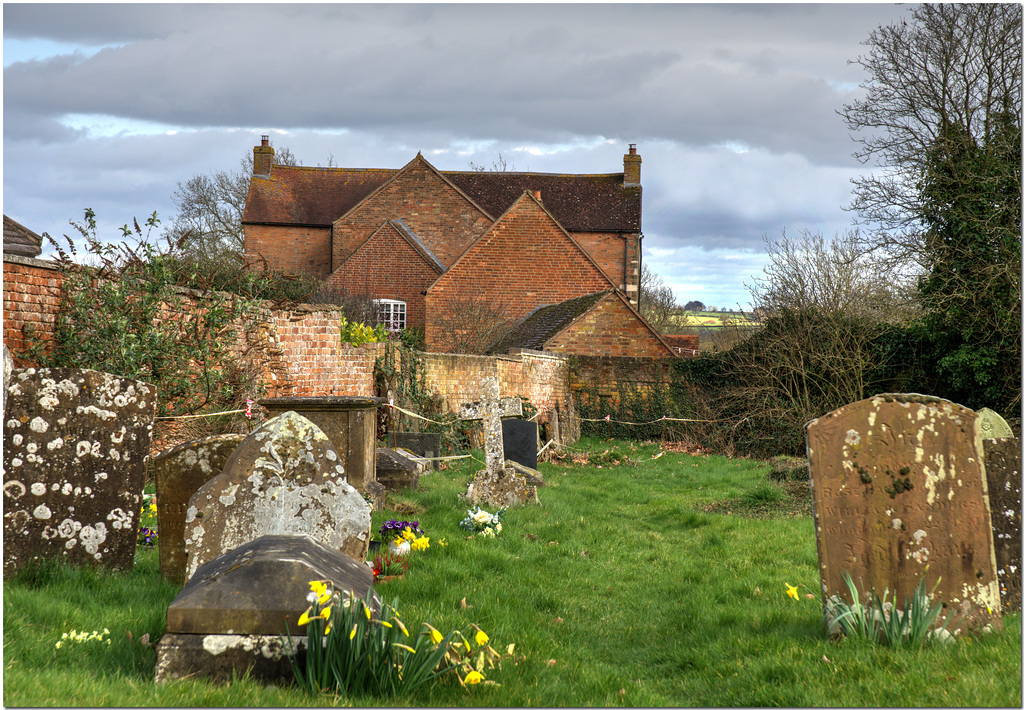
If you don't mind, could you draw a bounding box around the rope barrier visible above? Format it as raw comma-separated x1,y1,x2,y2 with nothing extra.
155,408,245,421
580,414,733,425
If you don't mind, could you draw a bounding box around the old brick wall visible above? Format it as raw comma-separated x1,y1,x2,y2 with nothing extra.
544,295,674,358
332,157,491,269
568,355,675,413
571,231,641,303
324,222,439,331
3,256,62,365
244,224,332,279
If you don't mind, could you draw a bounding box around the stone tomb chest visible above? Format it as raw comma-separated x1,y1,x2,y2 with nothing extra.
259,396,385,491
806,394,1001,633
156,534,379,684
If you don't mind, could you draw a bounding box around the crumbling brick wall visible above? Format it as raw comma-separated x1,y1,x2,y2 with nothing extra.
3,256,62,365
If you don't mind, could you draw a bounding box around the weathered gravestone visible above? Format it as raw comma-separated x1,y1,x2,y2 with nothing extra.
155,534,379,684
393,431,441,471
977,407,1015,440
3,344,13,414
461,377,539,508
982,436,1021,613
182,411,371,580
375,447,423,491
3,368,156,573
806,394,1001,634
502,419,538,470
152,434,244,584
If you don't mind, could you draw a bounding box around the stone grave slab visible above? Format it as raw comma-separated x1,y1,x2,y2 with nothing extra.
156,534,379,684
983,437,1021,613
393,431,442,471
806,394,1001,633
3,368,157,573
182,411,371,580
502,419,538,470
152,433,244,584
375,447,422,491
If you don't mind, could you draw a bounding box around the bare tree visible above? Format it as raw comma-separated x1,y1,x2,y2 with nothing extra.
637,263,678,333
841,3,1022,274
166,144,299,262
428,292,518,355
467,153,516,172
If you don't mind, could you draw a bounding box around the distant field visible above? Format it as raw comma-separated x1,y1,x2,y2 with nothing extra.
670,310,759,329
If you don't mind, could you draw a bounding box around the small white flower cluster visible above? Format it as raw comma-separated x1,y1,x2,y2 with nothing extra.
55,628,111,649
459,506,505,537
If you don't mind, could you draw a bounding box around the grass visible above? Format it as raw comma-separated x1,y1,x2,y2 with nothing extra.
4,436,1020,707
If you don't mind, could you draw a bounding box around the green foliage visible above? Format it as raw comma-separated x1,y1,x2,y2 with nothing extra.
915,116,1022,414
339,315,385,347
33,210,253,418
375,341,469,453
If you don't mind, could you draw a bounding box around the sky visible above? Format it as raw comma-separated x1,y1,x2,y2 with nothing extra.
3,2,911,311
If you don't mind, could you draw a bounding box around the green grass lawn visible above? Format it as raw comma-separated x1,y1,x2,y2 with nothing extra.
4,437,1020,706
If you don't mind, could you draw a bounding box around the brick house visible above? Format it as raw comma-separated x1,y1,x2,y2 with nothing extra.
242,138,674,357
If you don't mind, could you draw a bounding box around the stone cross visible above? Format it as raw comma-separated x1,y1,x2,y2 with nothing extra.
459,377,522,475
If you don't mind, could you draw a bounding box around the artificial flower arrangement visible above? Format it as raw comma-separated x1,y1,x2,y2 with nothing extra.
459,506,505,538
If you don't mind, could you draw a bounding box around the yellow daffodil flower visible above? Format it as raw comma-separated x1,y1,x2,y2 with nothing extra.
411,536,430,552
464,670,484,685
475,628,489,646
297,611,311,626
402,528,417,541
381,621,393,628
321,607,331,621
394,643,416,653
364,604,372,621
786,583,799,601
438,537,447,547
395,617,409,637
350,626,357,640
430,627,443,644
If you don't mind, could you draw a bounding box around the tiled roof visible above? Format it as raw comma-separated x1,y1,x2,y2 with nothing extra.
446,171,641,232
243,162,641,233
3,215,43,257
243,166,393,226
488,290,613,354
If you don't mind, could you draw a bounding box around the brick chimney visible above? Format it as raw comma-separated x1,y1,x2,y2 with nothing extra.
253,135,275,176
623,144,641,187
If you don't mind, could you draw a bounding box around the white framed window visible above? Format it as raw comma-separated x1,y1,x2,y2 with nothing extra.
375,299,406,331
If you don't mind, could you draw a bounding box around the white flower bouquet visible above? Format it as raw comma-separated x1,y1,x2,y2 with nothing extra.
459,506,505,537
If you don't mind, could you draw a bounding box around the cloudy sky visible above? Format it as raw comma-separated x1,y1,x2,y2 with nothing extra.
3,2,910,311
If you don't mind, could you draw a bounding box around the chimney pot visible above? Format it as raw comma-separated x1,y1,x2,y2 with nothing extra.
261,135,269,147
254,135,276,176
623,144,641,187
629,144,637,155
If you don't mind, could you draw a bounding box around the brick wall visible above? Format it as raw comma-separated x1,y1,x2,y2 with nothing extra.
568,355,675,413
324,222,439,331
571,231,641,302
544,294,675,358
424,193,615,350
332,157,491,269
3,256,62,365
244,224,332,279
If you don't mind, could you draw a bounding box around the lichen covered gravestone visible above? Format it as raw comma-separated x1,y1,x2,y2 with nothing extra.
806,394,1001,633
156,534,379,684
982,436,1021,613
152,433,244,584
3,368,156,573
182,411,371,580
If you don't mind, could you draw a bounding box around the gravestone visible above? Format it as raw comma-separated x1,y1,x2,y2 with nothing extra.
502,419,538,470
977,408,1014,440
375,447,422,491
152,434,244,584
3,344,13,414
461,377,539,508
182,411,371,580
982,437,1021,613
806,394,1001,633
3,368,157,573
156,534,379,684
394,431,441,471
258,396,385,491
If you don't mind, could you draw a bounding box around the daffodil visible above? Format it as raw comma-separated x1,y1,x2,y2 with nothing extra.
364,604,372,621
475,628,489,646
464,670,484,685
410,536,430,552
381,621,393,628
402,528,417,541
321,606,331,621
395,617,409,637
350,626,357,640
786,583,799,601
309,580,331,604
429,626,443,644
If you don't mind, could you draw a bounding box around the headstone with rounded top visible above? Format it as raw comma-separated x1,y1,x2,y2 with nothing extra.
182,411,371,580
152,433,244,584
977,407,1014,440
3,368,157,573
806,393,1001,634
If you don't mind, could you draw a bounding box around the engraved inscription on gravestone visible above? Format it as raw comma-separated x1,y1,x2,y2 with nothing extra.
3,368,157,573
806,394,1001,632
